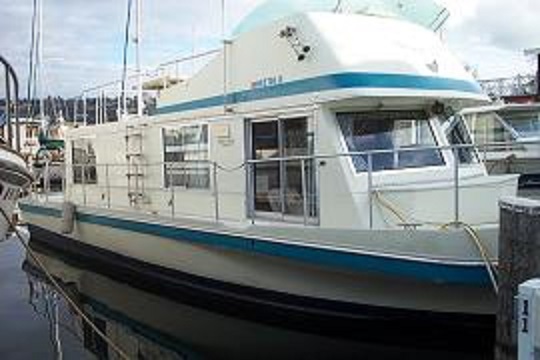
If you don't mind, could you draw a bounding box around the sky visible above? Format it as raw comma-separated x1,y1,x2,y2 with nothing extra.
0,0,538,98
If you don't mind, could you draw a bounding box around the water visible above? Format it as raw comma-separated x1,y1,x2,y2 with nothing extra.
0,232,491,360
0,236,91,359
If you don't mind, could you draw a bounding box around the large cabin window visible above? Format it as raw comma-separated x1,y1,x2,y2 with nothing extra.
497,109,540,138
163,124,209,189
72,139,98,184
463,112,522,153
337,111,444,172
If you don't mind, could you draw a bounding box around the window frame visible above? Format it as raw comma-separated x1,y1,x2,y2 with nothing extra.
162,122,211,190
71,138,98,185
336,110,446,175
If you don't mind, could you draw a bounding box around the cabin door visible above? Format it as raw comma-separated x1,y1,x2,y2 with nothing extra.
248,117,317,222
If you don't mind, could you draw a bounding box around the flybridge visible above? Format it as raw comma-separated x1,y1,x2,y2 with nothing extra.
234,0,450,36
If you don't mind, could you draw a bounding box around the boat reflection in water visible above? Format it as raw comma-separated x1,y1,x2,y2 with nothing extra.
23,238,490,360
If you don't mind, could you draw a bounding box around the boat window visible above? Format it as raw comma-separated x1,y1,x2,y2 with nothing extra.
497,109,540,138
443,115,477,164
463,112,522,153
337,111,444,172
163,124,209,189
72,139,98,184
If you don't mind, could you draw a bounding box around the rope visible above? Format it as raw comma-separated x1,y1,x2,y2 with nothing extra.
373,190,409,225
372,190,499,294
214,162,245,172
0,207,131,360
440,221,499,294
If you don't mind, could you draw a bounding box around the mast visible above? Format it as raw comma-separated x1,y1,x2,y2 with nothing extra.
38,0,44,121
135,0,143,117
221,0,229,113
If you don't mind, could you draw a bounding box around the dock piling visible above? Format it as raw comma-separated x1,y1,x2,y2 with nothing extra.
496,197,540,360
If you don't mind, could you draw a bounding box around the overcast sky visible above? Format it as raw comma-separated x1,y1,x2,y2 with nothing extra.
0,0,538,98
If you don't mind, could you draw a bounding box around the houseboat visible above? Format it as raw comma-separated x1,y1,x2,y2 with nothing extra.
20,0,518,348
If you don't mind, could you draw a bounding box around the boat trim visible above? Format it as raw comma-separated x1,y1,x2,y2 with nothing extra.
156,72,483,115
21,202,492,285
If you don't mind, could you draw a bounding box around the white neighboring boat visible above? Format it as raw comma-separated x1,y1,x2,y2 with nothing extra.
20,0,517,350
456,103,540,187
1,54,34,240
0,143,33,239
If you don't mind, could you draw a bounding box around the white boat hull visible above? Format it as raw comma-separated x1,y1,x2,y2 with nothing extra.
21,199,498,351
0,146,32,240
24,241,494,356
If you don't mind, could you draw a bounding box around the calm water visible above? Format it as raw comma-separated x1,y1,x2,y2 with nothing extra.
0,232,491,360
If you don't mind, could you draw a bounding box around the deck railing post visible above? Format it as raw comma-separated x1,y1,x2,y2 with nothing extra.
168,163,175,217
82,164,87,206
301,159,308,226
105,164,111,209
62,160,67,195
213,162,219,222
453,147,460,225
44,160,50,203
367,153,374,229
248,162,255,225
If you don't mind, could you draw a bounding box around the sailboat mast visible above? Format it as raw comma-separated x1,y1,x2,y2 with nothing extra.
38,0,44,120
135,0,143,117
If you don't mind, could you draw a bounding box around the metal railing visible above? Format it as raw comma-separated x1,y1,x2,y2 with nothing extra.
31,140,540,229
479,75,538,98
72,49,220,126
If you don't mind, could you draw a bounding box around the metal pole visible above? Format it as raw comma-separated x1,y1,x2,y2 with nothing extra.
62,160,66,194
4,66,13,148
367,153,374,229
135,0,143,117
168,163,175,217
83,92,87,126
221,0,228,112
0,55,23,151
82,164,87,206
38,0,44,122
536,53,540,98
301,159,308,226
213,162,219,222
453,148,460,225
73,97,78,125
117,82,122,121
105,164,111,209
44,160,49,202
249,162,255,225
12,69,20,153
95,96,99,125
101,91,106,123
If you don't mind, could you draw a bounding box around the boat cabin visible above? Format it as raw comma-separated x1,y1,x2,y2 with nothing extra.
61,1,518,230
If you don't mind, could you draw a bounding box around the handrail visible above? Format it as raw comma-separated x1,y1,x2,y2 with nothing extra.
245,140,538,165
34,139,539,230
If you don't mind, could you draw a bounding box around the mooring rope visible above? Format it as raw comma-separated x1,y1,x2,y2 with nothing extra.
0,207,131,360
373,190,499,294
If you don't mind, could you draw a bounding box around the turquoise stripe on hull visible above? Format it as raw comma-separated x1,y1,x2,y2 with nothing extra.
156,72,483,115
20,202,490,285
